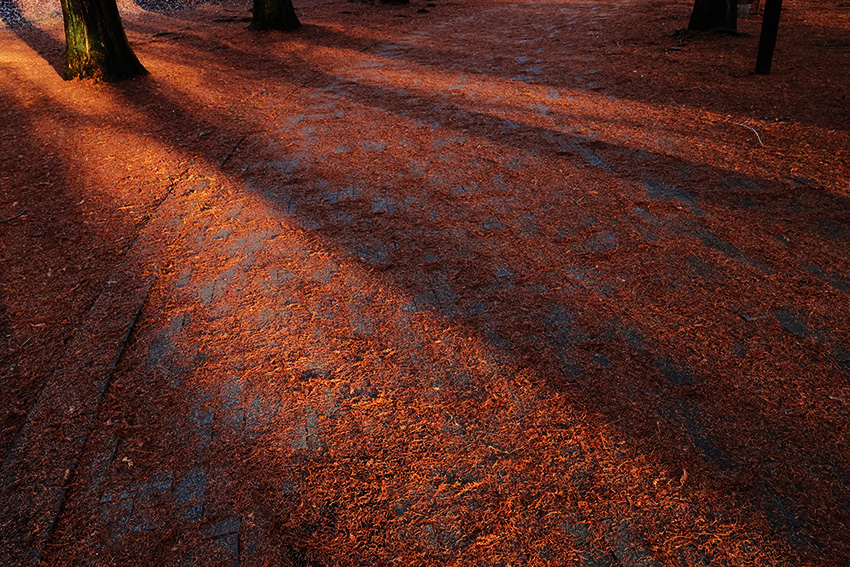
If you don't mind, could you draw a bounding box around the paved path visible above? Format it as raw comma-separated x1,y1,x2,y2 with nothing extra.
2,0,850,565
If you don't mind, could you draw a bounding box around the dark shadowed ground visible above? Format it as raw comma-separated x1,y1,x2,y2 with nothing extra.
1,0,849,564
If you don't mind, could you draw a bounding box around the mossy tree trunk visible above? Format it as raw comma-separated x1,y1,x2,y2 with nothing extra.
61,0,147,81
688,0,737,32
250,0,301,31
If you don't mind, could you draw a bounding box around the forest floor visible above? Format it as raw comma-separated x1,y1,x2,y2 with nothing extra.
1,0,850,564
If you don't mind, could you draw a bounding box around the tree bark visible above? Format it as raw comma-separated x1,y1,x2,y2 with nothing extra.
688,0,737,32
755,0,783,74
60,0,147,81
250,0,301,32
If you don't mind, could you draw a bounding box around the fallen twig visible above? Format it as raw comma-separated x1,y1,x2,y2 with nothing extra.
0,209,27,223
485,443,513,455
220,136,247,167
734,122,765,146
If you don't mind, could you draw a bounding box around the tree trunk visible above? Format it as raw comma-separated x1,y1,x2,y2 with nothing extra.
755,0,783,74
250,0,301,32
61,0,147,81
688,0,737,32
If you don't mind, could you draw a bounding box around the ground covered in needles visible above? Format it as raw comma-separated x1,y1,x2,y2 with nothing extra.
1,0,849,564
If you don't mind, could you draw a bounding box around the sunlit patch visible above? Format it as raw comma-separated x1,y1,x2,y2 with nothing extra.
2,0,848,565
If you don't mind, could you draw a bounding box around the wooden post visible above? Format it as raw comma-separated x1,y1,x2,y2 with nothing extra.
755,0,783,75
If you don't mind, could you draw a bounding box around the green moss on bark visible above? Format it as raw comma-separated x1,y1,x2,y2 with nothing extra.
61,0,147,81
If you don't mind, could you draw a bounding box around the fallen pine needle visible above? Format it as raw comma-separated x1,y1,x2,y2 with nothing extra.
734,122,765,146
220,136,247,167
0,209,27,223
485,443,513,455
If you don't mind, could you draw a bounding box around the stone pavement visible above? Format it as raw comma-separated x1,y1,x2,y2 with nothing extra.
2,0,850,565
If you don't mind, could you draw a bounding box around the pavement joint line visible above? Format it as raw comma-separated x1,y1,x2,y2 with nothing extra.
33,271,158,563
0,172,191,566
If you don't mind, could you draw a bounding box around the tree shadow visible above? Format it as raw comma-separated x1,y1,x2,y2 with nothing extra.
0,88,143,563
6,7,849,566
84,33,850,563
0,1,65,77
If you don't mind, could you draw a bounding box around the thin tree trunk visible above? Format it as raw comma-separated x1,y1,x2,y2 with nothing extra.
61,0,147,81
250,0,301,32
755,0,783,74
688,0,737,32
